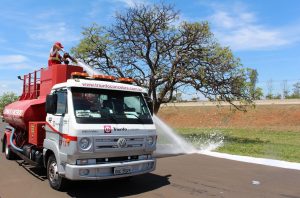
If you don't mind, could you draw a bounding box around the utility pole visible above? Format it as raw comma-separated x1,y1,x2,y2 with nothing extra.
266,79,273,99
282,80,288,99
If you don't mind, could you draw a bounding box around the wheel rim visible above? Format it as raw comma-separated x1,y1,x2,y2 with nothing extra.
49,160,59,183
5,142,9,156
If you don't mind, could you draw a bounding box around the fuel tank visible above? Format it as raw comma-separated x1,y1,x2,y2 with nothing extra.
3,98,46,130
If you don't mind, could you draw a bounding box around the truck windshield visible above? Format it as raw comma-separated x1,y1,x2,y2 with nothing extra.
71,87,153,124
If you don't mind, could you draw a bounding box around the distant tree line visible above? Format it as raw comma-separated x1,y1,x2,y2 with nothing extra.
0,92,19,115
266,81,300,99
170,80,300,101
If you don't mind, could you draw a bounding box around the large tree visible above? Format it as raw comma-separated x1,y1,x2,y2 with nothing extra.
247,69,263,100
72,4,255,113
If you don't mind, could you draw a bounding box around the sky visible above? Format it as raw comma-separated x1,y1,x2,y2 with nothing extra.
0,0,300,97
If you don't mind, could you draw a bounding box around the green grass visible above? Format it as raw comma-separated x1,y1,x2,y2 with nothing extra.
177,128,300,163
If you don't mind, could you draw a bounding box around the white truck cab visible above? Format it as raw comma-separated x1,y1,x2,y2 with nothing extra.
44,78,157,189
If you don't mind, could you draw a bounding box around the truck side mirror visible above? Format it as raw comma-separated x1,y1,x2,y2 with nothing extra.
145,96,153,115
46,94,57,114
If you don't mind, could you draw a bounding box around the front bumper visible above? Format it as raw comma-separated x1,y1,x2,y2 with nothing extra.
65,159,156,180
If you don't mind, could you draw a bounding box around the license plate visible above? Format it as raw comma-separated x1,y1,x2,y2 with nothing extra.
114,166,132,175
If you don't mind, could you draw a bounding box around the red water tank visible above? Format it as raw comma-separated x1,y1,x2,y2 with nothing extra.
3,64,83,130
3,99,46,130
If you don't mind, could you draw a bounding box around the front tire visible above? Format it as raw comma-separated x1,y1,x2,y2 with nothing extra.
47,155,67,191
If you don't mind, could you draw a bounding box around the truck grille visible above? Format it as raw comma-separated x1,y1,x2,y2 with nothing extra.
94,136,145,151
96,156,139,164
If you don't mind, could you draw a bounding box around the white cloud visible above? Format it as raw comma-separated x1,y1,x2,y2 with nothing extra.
214,25,289,51
28,22,79,44
211,10,256,29
0,55,32,70
0,55,27,64
207,3,300,51
111,0,147,7
35,10,60,20
0,80,22,95
1,64,30,70
88,1,102,18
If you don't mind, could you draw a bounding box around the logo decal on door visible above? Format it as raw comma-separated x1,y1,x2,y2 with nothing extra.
104,125,112,133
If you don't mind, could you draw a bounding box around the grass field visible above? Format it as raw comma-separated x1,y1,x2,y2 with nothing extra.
158,104,300,162
177,128,300,163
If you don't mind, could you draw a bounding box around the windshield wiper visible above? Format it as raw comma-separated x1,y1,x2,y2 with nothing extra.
123,112,145,124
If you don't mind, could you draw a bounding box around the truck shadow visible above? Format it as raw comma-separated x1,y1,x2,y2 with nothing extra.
65,173,171,198
17,161,48,181
16,160,171,197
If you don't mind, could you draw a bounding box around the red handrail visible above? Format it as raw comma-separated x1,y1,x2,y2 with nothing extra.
20,69,41,100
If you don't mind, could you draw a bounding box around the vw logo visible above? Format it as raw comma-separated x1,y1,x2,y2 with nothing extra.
117,138,127,148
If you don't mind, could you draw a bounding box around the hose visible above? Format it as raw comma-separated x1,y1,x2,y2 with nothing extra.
76,60,103,76
6,126,23,152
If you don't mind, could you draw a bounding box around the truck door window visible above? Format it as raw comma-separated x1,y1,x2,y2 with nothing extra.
56,91,67,115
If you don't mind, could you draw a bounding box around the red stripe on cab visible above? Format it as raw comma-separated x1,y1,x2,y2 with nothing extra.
45,122,77,141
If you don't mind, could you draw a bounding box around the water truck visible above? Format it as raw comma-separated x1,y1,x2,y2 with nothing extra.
1,58,157,190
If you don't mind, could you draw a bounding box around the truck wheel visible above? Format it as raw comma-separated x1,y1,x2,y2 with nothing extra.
4,139,16,160
47,155,67,191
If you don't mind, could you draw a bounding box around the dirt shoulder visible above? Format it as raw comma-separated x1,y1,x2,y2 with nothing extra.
158,104,300,131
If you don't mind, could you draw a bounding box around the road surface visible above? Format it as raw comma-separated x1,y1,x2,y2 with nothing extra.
1,121,300,198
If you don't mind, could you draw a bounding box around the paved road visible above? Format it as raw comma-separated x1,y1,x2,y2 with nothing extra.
1,121,300,198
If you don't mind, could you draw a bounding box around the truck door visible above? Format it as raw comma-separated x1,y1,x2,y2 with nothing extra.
46,89,69,146
52,90,69,135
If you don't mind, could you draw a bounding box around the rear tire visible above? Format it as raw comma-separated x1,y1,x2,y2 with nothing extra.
47,155,67,191
4,138,16,160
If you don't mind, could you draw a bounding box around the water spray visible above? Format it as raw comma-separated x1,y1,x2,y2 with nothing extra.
153,115,197,156
76,61,103,76
153,115,225,157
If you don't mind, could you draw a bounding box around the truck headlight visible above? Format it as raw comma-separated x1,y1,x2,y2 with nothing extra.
146,136,154,146
79,137,92,150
